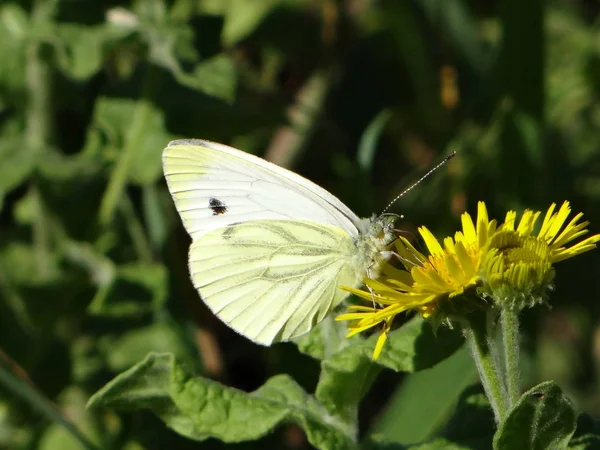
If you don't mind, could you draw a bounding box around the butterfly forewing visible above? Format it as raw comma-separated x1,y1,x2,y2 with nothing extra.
162,139,361,240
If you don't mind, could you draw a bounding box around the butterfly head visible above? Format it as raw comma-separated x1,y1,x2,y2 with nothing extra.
369,213,398,248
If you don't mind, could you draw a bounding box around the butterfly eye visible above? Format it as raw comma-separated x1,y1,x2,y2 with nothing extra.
370,222,384,237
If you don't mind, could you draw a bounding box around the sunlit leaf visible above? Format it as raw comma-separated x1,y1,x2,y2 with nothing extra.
89,353,357,449
494,381,576,450
221,0,280,46
369,347,479,445
314,317,463,422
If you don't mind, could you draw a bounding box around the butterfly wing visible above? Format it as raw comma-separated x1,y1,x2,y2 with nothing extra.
162,139,362,240
189,219,365,344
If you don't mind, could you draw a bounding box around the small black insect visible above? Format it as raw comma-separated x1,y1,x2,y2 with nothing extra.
209,198,228,215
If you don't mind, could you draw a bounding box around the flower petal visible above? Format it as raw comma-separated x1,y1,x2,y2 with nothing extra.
541,201,571,242
373,328,389,360
504,210,517,230
419,226,444,255
461,211,477,242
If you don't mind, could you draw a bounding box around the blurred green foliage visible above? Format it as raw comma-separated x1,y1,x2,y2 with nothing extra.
1,0,600,448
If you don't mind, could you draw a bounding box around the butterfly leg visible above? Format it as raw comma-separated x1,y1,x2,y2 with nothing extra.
381,250,427,268
365,265,378,309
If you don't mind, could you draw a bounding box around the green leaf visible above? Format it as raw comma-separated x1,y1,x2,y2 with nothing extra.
314,317,463,422
440,386,495,449
0,400,32,448
494,381,577,450
406,439,476,449
0,256,36,336
221,0,280,46
300,316,462,368
52,24,108,80
358,109,393,172
61,241,115,289
0,365,100,450
93,96,176,225
142,184,175,251
86,97,173,186
365,434,473,449
70,336,106,385
20,151,106,238
143,13,237,102
315,340,378,425
408,439,474,449
153,52,238,102
0,136,37,193
295,315,351,361
369,346,479,445
376,318,464,371
88,353,357,449
103,323,190,372
0,242,61,287
39,387,109,450
366,385,494,449
510,109,543,168
568,414,600,449
0,4,28,99
88,262,167,317
192,55,237,101
37,148,103,182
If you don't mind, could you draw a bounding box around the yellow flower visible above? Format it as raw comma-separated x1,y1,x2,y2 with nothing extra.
481,201,600,309
337,201,600,359
337,202,496,359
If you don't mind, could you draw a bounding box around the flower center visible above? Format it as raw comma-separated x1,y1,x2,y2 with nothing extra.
491,231,552,267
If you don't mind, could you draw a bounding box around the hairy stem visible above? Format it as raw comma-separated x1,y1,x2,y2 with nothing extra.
464,311,507,423
500,307,521,407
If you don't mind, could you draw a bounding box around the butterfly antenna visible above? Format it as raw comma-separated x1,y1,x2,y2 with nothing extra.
382,151,457,213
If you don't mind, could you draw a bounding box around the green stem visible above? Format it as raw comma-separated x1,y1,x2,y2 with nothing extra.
0,358,100,450
464,311,507,423
25,0,55,149
120,193,153,263
99,69,159,226
500,307,521,407
26,0,56,280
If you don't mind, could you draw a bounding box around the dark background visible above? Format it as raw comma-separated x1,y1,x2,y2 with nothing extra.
1,0,599,448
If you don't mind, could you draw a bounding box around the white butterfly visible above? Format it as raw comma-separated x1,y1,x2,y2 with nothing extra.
162,139,395,345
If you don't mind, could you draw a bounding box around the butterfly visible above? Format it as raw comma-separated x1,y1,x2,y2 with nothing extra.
162,139,397,345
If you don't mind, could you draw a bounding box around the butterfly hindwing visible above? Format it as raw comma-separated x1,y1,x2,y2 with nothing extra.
188,219,364,344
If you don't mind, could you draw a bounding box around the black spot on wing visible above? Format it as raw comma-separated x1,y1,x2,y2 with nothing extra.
209,198,228,215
